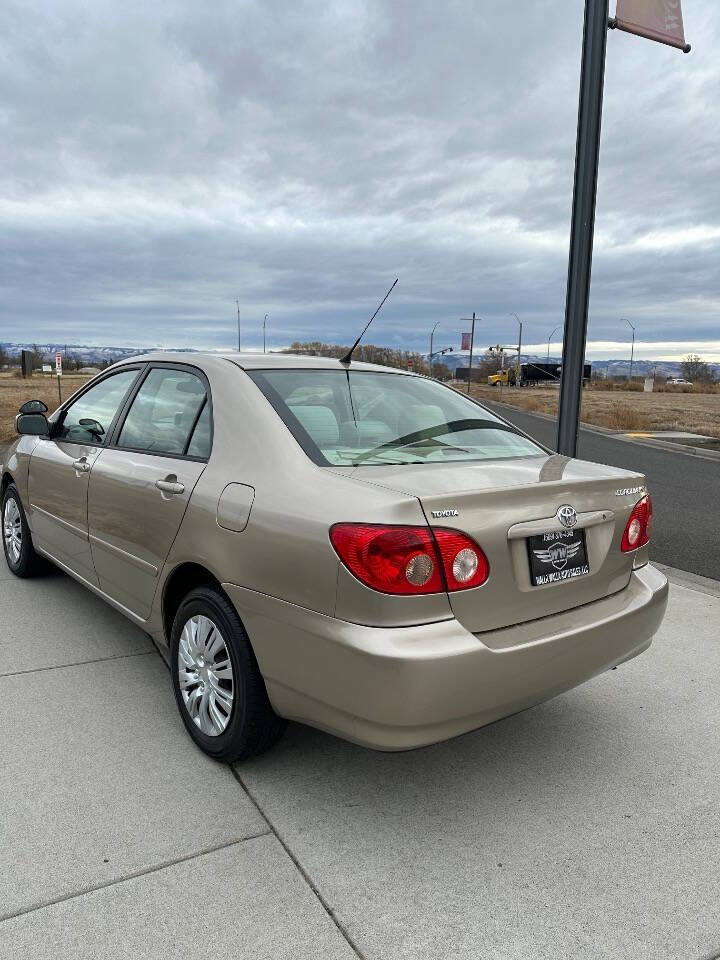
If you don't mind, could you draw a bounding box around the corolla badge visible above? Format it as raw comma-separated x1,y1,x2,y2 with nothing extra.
534,540,582,571
556,504,577,529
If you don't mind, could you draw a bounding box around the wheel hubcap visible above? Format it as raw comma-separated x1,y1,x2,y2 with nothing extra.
177,615,234,736
3,499,22,565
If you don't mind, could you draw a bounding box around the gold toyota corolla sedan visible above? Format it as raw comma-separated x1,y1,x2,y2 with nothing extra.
1,353,667,760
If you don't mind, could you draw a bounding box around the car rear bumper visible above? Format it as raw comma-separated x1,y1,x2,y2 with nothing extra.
223,563,668,751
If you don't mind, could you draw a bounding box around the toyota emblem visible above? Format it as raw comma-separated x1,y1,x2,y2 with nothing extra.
556,504,577,529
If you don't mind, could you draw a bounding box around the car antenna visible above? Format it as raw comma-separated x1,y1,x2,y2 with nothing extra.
340,278,398,365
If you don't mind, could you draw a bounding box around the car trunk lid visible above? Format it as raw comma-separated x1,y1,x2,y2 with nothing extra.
337,454,647,633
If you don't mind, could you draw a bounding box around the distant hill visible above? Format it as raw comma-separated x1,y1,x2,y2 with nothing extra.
0,342,194,365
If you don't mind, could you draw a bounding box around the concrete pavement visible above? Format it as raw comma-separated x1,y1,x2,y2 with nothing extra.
0,567,356,960
1,562,719,959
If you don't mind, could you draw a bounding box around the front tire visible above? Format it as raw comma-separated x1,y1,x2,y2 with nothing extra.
2,484,45,578
170,586,286,762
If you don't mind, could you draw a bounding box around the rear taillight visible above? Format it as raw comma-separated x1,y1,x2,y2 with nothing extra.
621,495,652,552
433,528,490,591
329,523,489,595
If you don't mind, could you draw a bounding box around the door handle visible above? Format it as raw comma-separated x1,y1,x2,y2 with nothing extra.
155,478,185,496
73,458,91,474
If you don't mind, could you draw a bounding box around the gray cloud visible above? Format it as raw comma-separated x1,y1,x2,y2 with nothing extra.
1,0,718,355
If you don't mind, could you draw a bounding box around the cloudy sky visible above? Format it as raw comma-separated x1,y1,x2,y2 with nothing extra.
1,0,718,360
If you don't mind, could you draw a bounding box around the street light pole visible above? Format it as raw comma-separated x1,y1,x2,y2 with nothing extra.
235,300,241,352
429,321,440,377
547,326,560,360
556,0,609,456
625,318,636,383
510,313,522,387
459,313,477,394
263,314,268,354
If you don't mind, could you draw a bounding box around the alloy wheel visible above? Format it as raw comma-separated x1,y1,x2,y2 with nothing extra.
177,614,235,736
3,498,22,565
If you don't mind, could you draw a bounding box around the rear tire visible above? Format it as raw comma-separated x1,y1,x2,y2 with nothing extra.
2,484,45,578
170,586,286,762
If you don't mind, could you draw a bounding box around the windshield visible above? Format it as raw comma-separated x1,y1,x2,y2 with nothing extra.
249,369,544,466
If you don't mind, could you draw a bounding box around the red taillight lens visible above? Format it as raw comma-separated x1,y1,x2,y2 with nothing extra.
330,523,444,595
329,523,489,595
433,528,490,591
621,495,653,552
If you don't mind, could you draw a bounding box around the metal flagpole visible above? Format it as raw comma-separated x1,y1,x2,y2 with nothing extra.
556,0,609,457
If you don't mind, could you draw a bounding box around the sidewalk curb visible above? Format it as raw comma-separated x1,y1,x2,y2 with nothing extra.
654,563,720,599
482,398,720,463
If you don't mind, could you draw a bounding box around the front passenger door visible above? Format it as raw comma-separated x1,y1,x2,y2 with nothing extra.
87,365,212,619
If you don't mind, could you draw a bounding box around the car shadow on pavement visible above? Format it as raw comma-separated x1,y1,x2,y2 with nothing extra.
239,681,643,830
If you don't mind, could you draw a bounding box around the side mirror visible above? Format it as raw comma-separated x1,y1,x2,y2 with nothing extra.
16,413,50,437
78,418,105,438
19,399,49,415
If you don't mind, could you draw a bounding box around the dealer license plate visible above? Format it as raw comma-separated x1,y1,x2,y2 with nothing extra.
527,528,589,586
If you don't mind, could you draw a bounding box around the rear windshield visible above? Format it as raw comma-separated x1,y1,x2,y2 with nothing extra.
249,369,544,466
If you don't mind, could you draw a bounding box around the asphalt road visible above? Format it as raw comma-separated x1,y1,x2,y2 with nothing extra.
486,403,719,581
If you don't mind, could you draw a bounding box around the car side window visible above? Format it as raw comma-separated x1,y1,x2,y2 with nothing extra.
186,401,211,459
57,370,140,445
117,368,209,457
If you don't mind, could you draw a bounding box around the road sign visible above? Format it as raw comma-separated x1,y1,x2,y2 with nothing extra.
56,353,63,376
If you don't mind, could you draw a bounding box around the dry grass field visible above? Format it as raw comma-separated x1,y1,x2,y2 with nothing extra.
0,372,93,444
465,383,720,439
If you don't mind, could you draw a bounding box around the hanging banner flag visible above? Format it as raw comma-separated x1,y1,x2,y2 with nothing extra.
614,0,690,52
461,332,472,351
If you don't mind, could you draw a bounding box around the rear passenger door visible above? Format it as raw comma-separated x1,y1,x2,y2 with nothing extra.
87,364,212,619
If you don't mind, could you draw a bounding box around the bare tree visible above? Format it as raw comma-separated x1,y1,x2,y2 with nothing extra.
29,344,48,368
64,353,83,372
283,341,431,376
680,354,713,383
469,349,506,382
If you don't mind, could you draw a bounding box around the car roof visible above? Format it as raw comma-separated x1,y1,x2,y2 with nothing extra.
118,351,418,375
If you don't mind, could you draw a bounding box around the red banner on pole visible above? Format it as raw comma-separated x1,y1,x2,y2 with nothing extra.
461,332,471,351
615,0,690,52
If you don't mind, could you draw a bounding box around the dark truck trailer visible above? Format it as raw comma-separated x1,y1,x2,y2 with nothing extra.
484,362,592,387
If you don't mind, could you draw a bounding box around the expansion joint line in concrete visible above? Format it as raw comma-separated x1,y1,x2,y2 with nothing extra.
231,767,368,960
0,832,272,925
0,649,156,679
152,631,365,956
